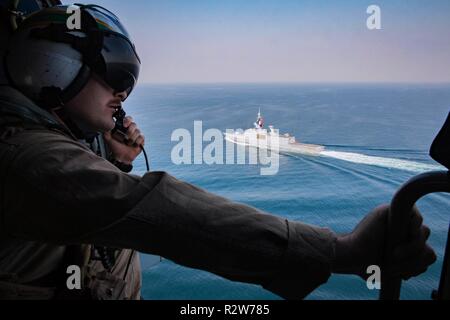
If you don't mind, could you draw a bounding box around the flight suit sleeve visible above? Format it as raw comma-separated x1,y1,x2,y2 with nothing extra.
2,130,337,299
86,172,337,299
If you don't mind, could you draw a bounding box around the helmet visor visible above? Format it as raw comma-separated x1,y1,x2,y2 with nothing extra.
81,5,141,97
101,32,140,97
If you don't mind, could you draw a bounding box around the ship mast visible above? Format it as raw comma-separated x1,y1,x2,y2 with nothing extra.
255,108,264,129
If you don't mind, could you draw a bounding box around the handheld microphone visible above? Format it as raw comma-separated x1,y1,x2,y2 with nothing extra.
112,107,150,171
112,107,128,139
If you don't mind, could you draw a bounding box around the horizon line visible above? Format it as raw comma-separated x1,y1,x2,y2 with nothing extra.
137,81,450,86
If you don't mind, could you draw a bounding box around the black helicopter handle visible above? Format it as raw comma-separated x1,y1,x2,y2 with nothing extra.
379,170,450,300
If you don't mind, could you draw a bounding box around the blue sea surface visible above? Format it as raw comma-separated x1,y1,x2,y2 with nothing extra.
126,83,450,300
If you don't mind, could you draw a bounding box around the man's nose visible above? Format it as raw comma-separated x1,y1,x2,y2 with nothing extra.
115,91,128,101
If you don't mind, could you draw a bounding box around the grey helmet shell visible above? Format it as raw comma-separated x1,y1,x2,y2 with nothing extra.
7,28,84,102
0,0,62,85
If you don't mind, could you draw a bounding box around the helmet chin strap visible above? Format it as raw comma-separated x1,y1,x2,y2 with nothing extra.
38,65,92,108
40,65,97,141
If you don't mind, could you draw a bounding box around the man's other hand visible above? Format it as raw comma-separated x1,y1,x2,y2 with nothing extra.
332,205,437,281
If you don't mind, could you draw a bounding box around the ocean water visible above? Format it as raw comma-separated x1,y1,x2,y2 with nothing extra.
126,83,450,300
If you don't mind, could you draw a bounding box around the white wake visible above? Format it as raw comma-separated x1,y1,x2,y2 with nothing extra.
320,151,443,173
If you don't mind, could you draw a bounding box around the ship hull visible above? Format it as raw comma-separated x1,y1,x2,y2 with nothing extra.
224,133,324,156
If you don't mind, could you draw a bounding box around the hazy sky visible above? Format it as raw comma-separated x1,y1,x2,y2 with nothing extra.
67,0,450,83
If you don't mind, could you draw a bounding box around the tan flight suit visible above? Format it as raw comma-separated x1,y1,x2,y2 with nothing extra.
0,86,337,300
0,86,141,299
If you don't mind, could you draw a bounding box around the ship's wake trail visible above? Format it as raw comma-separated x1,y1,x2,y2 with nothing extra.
320,150,443,173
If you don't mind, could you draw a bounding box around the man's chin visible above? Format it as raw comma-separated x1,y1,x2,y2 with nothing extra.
103,120,116,133
96,125,115,135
